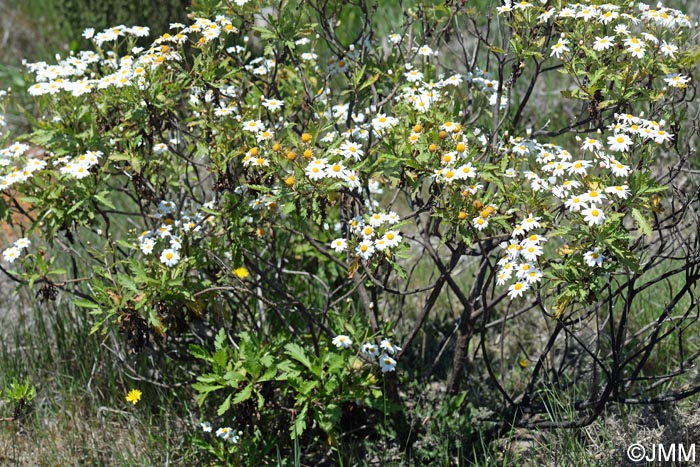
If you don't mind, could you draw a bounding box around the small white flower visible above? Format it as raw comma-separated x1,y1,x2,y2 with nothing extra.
160,248,180,267
507,281,529,299
592,35,615,51
610,161,630,177
660,41,678,58
607,133,633,152
520,214,541,231
583,190,607,204
356,240,375,260
381,231,402,248
378,354,397,372
473,216,488,231
2,246,22,263
140,238,156,255
415,45,436,56
360,225,375,239
496,270,512,286
385,212,400,224
550,39,570,58
330,238,347,253
216,426,233,440
664,74,691,88
362,342,379,358
604,185,630,199
368,212,386,227
332,335,353,348
14,238,31,249
201,421,212,432
583,248,604,267
242,119,264,133
380,339,401,355
261,98,284,112
565,195,587,212
339,141,364,161
581,206,606,226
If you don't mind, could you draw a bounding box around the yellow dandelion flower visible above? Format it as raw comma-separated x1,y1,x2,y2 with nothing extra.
234,266,250,279
126,389,142,405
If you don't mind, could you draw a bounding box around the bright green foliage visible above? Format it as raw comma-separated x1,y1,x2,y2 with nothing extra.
0,0,698,464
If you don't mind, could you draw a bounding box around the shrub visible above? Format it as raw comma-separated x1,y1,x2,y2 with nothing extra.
1,0,698,464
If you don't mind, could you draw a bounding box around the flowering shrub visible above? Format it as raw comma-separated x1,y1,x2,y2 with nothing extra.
1,0,699,463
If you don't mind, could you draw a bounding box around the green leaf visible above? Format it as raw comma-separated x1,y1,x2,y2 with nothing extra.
94,192,115,209
285,343,313,371
73,298,100,309
291,404,308,439
631,208,653,237
118,273,139,293
317,403,341,433
212,349,228,370
223,370,246,385
259,366,278,383
298,380,318,395
116,239,136,251
108,152,131,162
358,73,379,91
192,381,224,397
218,393,232,415
233,385,252,405
189,344,210,361
214,328,227,351
47,268,68,276
259,353,274,368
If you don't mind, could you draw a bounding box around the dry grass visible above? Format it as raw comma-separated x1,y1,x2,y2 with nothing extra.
1,402,193,466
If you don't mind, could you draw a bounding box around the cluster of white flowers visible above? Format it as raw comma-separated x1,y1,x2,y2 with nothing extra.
84,25,150,46
397,72,461,113
0,145,107,187
304,155,361,188
329,211,403,261
137,200,214,267
25,16,242,97
12,2,687,314
0,142,48,190
200,421,241,444
333,335,400,373
497,1,693,90
499,0,691,30
56,150,103,180
2,237,31,263
468,70,507,109
362,339,400,373
245,56,276,77
491,111,672,300
240,119,274,143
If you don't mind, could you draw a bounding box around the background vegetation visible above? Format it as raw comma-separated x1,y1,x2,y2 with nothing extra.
1,0,699,466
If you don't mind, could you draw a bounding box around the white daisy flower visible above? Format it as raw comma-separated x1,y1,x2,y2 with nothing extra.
332,335,353,348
